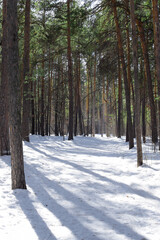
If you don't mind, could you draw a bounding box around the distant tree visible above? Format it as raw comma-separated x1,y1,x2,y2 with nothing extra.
130,0,143,166
152,0,160,149
22,0,31,142
67,0,74,140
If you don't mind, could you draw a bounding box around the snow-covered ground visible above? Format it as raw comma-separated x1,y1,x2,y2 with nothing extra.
0,135,160,240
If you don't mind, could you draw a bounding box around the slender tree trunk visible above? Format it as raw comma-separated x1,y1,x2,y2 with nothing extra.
55,69,59,136
127,26,136,138
92,53,96,137
61,67,65,137
117,55,122,138
31,73,35,135
106,78,109,137
37,76,41,135
113,79,117,136
0,0,10,155
136,19,158,144
67,0,73,140
86,65,90,136
101,77,105,137
41,53,45,136
77,53,83,135
152,0,160,149
22,0,31,142
7,0,26,189
45,47,51,136
74,69,78,136
112,0,134,149
130,0,143,166
142,89,146,143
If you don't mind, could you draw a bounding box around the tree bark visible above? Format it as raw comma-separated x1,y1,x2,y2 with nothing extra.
31,76,35,135
130,0,143,166
67,0,73,140
7,0,27,189
41,52,45,136
152,0,160,148
0,0,10,155
86,64,90,136
117,55,122,138
92,53,96,137
22,0,31,142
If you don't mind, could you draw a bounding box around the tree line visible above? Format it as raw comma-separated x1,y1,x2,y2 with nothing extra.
0,0,160,188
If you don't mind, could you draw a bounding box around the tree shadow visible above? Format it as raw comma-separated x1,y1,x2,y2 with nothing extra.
1,157,57,240
29,144,160,203
13,190,58,240
25,161,147,240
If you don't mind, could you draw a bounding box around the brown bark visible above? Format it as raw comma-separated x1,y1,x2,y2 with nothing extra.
22,0,31,142
0,0,10,155
136,19,158,144
86,65,90,136
31,71,35,135
106,78,109,137
152,0,160,148
41,52,45,136
117,55,122,138
7,0,26,189
113,79,117,136
112,0,134,149
101,77,105,137
67,0,73,140
61,65,65,137
45,47,52,136
37,76,41,135
92,53,96,137
77,53,83,135
55,64,59,136
130,0,143,166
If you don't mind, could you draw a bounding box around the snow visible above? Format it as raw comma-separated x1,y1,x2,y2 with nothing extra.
0,135,160,240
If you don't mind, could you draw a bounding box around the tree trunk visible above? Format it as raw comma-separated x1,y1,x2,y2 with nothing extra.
55,70,59,136
41,53,45,136
92,53,96,137
22,0,31,142
7,0,27,189
130,0,143,166
106,78,109,137
117,55,122,138
142,85,146,143
86,65,90,136
112,0,134,149
37,76,41,135
67,0,73,140
31,74,35,135
0,0,10,155
136,19,158,144
45,47,52,136
152,0,160,148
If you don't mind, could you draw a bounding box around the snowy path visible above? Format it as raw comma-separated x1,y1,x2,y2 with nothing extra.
0,135,160,240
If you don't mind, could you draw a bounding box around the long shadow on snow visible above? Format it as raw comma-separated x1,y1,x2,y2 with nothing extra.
29,144,160,203
14,191,58,240
2,157,58,240
30,135,135,159
25,161,147,240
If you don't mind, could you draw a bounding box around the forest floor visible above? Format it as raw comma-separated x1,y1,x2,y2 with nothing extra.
0,135,160,240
